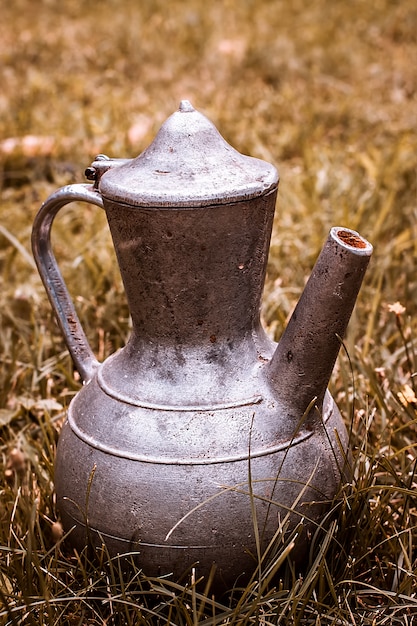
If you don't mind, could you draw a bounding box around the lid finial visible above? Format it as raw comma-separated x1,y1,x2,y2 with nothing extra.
179,100,195,113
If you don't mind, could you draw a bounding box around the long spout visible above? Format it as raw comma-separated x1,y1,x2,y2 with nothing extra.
268,227,372,425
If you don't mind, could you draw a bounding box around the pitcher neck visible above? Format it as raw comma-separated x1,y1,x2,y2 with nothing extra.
104,191,277,347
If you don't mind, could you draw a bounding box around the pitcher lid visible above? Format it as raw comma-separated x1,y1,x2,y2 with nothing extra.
99,101,279,208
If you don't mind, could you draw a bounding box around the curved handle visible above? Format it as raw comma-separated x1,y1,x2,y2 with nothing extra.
31,184,104,383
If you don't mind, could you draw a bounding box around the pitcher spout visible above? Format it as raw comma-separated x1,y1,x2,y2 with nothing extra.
268,227,372,425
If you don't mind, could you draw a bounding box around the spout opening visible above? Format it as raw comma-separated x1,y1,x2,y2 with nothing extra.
331,227,373,256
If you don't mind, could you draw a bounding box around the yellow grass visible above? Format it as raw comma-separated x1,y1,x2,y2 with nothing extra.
0,0,416,623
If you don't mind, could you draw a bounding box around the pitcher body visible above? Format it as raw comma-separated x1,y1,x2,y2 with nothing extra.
32,101,372,589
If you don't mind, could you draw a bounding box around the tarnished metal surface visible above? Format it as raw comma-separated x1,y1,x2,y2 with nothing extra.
31,184,103,382
98,100,278,207
269,227,373,427
32,102,372,590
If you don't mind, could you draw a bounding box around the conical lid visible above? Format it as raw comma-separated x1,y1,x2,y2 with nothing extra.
99,100,278,208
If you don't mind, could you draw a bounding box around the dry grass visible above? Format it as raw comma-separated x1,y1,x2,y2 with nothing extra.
1,0,417,623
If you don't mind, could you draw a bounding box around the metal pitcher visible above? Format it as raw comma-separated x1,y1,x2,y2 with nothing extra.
32,101,372,589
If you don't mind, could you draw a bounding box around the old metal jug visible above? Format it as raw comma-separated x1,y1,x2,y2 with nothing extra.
32,101,372,589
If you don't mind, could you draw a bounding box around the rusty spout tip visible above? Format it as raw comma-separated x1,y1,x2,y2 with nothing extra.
331,227,373,256
178,100,195,113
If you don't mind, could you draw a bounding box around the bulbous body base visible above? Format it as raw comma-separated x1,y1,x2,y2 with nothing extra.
55,368,349,590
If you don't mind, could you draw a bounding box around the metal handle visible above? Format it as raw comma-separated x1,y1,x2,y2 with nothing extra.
31,184,104,383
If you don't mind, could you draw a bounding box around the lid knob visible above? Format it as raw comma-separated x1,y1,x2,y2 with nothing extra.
178,100,195,113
